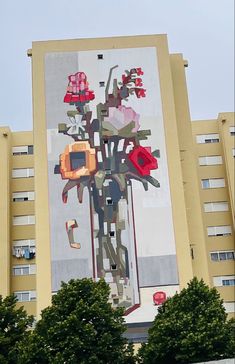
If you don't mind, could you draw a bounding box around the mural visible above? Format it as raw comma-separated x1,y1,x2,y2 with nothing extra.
54,66,160,311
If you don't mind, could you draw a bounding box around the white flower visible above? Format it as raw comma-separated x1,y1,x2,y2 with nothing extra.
66,114,85,135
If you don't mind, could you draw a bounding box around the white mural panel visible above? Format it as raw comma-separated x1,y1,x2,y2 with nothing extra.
45,47,178,313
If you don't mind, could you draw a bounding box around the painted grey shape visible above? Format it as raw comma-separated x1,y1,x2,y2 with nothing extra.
137,255,179,287
45,52,79,129
52,258,91,292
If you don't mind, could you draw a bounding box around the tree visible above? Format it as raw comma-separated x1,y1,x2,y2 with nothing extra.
0,294,33,364
138,277,235,364
18,278,135,364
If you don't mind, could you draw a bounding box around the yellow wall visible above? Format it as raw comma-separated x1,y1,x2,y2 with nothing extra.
191,117,235,309
218,112,235,227
0,127,11,297
170,54,210,284
10,131,36,315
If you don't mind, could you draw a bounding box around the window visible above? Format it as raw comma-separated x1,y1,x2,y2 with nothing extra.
223,302,235,313
210,251,235,261
14,290,36,302
99,81,105,87
229,126,235,136
12,168,34,178
12,145,34,155
198,155,222,166
106,198,113,205
101,109,108,116
12,264,36,276
12,240,36,259
201,178,225,189
222,279,235,286
196,134,219,144
204,201,229,212
13,215,35,226
12,191,35,202
207,225,232,237
213,275,235,287
97,54,103,60
13,239,35,248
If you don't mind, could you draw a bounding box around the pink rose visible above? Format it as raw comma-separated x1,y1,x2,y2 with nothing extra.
104,105,140,132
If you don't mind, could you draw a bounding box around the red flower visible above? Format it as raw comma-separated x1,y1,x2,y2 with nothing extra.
128,146,158,176
135,78,143,87
64,72,95,104
135,88,146,98
64,92,72,103
136,67,144,76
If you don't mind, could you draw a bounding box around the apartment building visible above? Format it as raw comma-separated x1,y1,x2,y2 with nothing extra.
0,35,234,341
0,129,36,316
191,113,235,315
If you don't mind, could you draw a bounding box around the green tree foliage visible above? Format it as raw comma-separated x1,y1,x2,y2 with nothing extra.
138,277,235,364
17,278,135,364
0,294,33,364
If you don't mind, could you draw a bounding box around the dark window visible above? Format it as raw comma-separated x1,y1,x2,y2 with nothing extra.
219,252,226,261
99,81,105,87
205,138,219,143
106,198,113,205
70,152,86,170
101,110,108,116
211,253,219,261
13,197,28,202
28,145,34,155
109,231,115,237
97,54,103,60
111,264,117,270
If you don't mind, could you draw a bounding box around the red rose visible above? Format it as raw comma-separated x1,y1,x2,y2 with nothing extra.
128,146,158,176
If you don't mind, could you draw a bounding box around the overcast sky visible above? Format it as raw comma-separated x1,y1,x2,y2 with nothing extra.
0,0,234,131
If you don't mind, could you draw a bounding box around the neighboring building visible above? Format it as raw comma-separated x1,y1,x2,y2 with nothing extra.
0,129,35,316
0,35,234,342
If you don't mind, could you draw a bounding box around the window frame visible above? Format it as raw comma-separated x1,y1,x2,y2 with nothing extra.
210,250,235,262
12,215,36,226
198,155,223,166
12,168,34,178
207,225,232,237
14,290,36,302
204,201,229,213
201,178,225,189
12,191,35,202
196,133,220,144
12,145,34,155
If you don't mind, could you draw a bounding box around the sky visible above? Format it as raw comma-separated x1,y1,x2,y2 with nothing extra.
0,0,234,131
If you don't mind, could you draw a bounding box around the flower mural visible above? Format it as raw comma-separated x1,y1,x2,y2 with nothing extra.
54,65,160,312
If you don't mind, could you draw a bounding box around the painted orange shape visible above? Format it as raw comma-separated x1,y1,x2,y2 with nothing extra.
60,141,96,180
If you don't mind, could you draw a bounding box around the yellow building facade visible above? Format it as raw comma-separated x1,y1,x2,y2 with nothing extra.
0,35,234,341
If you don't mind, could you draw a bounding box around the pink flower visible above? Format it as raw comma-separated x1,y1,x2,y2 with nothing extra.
104,105,140,132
